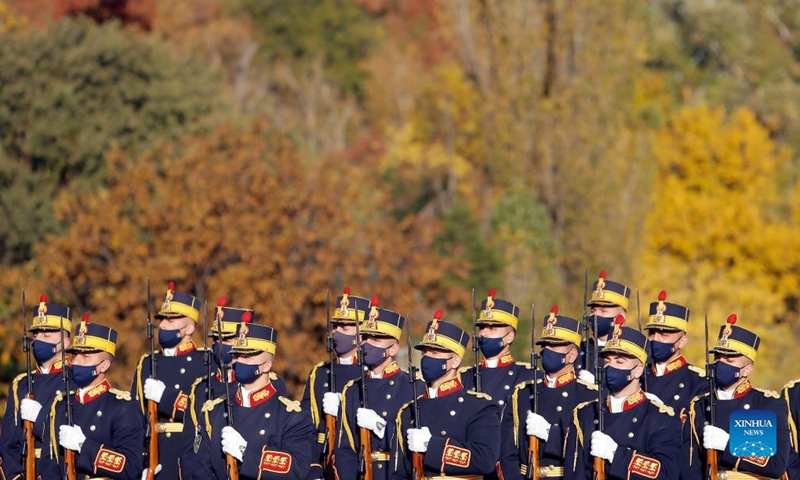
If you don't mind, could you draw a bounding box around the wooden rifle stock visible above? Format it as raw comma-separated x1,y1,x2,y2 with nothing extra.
226,454,240,480
147,400,159,479
359,428,374,480
412,452,424,480
24,393,36,478
325,413,336,466
593,456,606,480
528,436,541,480
64,449,77,480
706,450,718,480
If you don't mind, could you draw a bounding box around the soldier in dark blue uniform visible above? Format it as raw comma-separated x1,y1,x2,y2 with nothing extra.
301,287,370,479
566,319,682,479
392,311,502,479
26,317,145,479
331,295,424,479
460,288,533,408
783,378,800,479
192,322,314,479
2,294,74,479
683,315,790,479
642,290,706,417
576,270,630,380
499,306,597,479
181,297,287,478
131,281,207,478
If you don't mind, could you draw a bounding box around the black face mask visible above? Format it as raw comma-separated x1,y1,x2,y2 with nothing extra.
593,315,615,338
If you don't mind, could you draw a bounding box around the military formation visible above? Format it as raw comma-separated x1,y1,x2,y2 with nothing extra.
2,272,800,479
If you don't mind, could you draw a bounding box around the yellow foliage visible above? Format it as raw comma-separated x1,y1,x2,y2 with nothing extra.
638,106,799,388
0,0,25,34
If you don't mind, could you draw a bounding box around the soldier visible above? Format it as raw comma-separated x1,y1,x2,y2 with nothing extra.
181,297,287,478
131,281,207,478
566,319,682,479
331,296,423,479
683,314,790,479
192,322,314,479
783,378,800,479
642,290,706,416
577,270,630,379
301,287,370,479
22,316,145,479
392,310,502,479
460,288,533,407
498,306,597,479
1,294,73,479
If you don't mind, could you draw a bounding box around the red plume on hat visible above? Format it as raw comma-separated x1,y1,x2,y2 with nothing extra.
82,313,90,323
596,271,606,291
547,305,558,323
368,296,380,325
486,288,496,309
727,313,737,324
340,286,351,310
614,314,625,325
656,290,667,318
167,281,175,292
433,308,443,320
241,311,252,323
38,293,48,317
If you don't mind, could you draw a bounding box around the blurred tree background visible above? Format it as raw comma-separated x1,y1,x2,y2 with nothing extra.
1,0,800,406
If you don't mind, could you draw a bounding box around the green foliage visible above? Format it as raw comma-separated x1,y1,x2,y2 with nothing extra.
0,17,228,263
232,0,379,98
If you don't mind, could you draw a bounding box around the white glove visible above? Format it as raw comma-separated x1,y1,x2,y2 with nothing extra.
644,392,664,404
703,425,730,451
59,425,86,452
578,370,596,384
322,392,341,417
407,426,432,453
221,426,247,462
141,464,162,479
526,412,551,441
357,408,386,439
144,378,166,403
20,398,43,423
590,431,618,463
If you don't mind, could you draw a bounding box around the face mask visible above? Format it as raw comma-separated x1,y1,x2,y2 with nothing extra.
71,364,99,388
233,362,263,385
158,327,182,349
332,331,356,356
604,365,633,394
714,361,742,389
541,349,568,374
649,340,675,363
593,316,615,338
420,355,449,383
478,337,505,358
212,342,234,367
32,340,58,365
361,343,388,369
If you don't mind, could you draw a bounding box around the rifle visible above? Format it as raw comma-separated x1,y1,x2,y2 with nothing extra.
204,301,213,406
323,290,336,471
60,315,76,480
356,299,373,480
705,313,718,480
526,303,540,480
215,295,239,480
582,271,589,371
636,288,647,392
592,315,605,480
406,314,423,480
22,290,36,479
145,279,159,480
472,288,481,392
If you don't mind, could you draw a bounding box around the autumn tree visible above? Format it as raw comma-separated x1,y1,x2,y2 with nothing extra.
0,17,228,264
0,122,468,394
637,106,798,388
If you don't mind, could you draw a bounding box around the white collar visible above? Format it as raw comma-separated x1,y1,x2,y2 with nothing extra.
163,347,177,357
339,355,355,366
717,388,734,400
597,339,607,348
240,385,254,407
39,364,51,375
609,394,627,413
484,358,499,368
427,387,438,399
655,363,667,376
545,375,557,388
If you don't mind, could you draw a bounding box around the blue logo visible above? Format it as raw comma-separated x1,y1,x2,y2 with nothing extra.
729,410,777,457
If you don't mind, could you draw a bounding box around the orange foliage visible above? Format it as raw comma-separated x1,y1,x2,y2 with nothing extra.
4,122,468,394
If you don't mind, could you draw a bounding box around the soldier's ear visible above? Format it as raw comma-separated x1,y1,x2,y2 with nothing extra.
387,342,400,358
504,329,516,344
183,320,196,337
565,346,579,365
675,333,688,351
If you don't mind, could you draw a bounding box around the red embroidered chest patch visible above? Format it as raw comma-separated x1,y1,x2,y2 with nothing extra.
628,453,661,479
443,445,471,468
260,450,292,473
